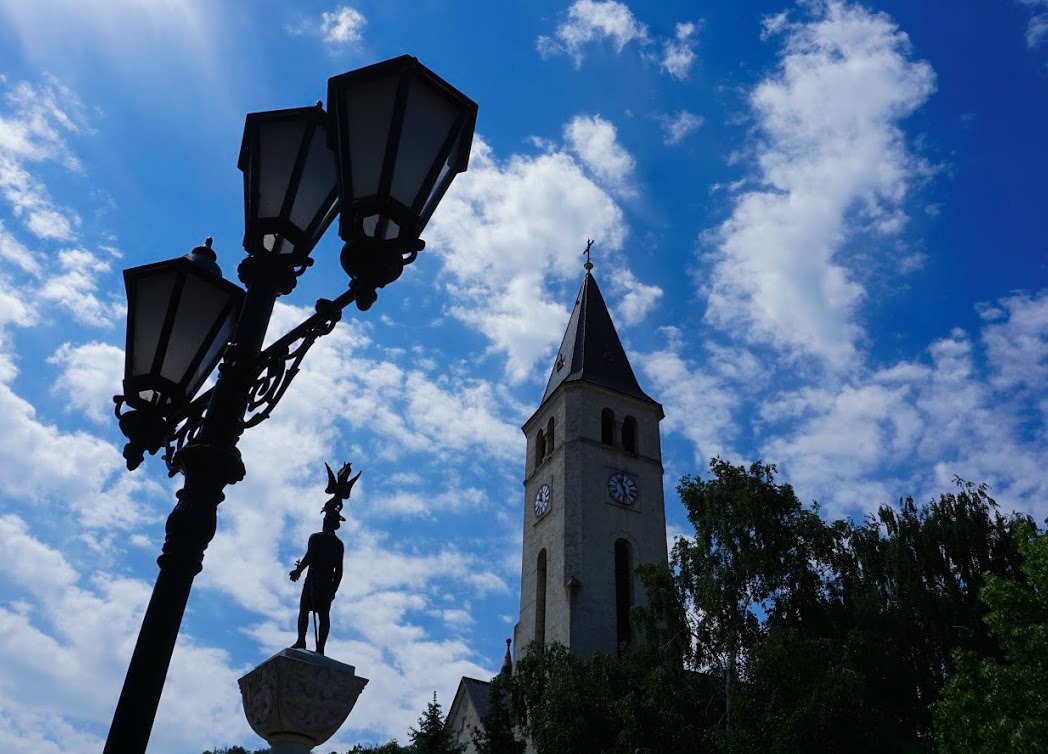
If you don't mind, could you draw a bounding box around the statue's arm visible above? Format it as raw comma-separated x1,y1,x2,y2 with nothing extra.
289,536,317,581
331,544,344,597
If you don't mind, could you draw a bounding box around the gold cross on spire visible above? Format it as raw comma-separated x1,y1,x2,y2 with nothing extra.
582,238,595,272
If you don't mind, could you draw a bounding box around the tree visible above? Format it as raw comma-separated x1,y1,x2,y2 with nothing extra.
511,640,707,754
670,458,819,729
639,463,1035,753
471,671,526,754
409,692,464,754
345,741,412,753
934,521,1048,753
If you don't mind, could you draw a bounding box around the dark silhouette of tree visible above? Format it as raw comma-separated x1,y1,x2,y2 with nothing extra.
409,692,464,754
934,520,1048,753
471,671,526,754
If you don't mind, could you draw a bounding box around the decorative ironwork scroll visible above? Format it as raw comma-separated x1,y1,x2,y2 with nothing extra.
160,282,359,476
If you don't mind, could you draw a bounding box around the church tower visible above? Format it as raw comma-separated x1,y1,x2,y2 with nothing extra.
513,268,667,659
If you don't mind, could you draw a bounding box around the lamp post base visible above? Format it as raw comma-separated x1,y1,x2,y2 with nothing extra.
239,648,368,753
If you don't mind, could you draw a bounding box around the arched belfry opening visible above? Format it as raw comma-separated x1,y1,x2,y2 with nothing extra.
535,429,546,470
622,415,637,453
546,417,555,454
536,549,548,647
601,408,615,445
614,538,633,651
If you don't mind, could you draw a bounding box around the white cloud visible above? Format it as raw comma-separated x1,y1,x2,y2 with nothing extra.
37,248,120,327
0,513,251,754
758,294,1048,520
639,328,741,466
1027,14,1048,48
662,21,698,78
563,114,636,194
427,135,628,381
702,1,936,368
48,341,124,423
537,0,649,65
660,110,703,145
608,267,662,326
979,290,1048,395
321,5,367,45
0,220,36,272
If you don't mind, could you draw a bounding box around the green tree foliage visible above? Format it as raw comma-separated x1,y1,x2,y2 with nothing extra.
472,671,526,754
344,741,413,753
409,692,465,754
638,460,1034,753
934,521,1048,753
511,640,711,754
652,459,823,729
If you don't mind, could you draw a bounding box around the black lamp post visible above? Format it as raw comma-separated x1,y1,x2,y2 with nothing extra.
105,58,476,754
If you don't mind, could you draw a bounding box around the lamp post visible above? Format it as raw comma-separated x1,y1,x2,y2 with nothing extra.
105,57,477,754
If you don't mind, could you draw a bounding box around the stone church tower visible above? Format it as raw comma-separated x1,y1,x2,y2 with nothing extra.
513,269,668,658
446,268,668,750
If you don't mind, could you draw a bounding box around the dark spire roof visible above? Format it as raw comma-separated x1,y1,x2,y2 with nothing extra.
541,272,656,405
500,638,513,677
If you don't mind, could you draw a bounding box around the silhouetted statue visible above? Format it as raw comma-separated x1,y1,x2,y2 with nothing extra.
290,462,360,655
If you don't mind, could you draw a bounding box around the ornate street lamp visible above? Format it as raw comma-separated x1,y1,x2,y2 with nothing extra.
327,55,477,309
105,58,477,754
116,240,244,470
239,103,340,268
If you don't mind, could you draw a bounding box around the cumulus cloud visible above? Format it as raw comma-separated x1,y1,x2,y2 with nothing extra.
1027,14,1048,48
537,0,649,65
608,267,662,325
0,78,83,242
638,327,743,466
37,248,120,327
48,341,124,423
563,114,636,194
426,135,631,381
662,21,698,78
979,290,1048,396
321,5,366,45
702,1,935,368
660,110,703,145
1019,0,1048,48
0,220,36,272
760,307,1048,521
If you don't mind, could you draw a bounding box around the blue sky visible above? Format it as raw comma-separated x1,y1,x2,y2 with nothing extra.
1,0,1046,751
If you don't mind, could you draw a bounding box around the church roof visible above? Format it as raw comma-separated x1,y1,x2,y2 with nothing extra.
541,272,657,406
461,676,492,720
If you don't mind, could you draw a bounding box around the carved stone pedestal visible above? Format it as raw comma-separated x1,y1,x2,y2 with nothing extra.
238,648,368,754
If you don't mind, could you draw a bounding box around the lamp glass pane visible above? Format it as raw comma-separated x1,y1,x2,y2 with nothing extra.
420,159,453,221
361,215,400,240
342,74,399,199
160,272,233,386
390,77,458,207
185,308,237,398
129,268,179,378
289,125,337,232
258,118,308,219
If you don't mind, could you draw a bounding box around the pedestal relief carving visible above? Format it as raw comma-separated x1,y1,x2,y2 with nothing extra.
239,648,368,753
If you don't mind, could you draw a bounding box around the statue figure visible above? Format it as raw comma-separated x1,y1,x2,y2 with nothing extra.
290,462,360,655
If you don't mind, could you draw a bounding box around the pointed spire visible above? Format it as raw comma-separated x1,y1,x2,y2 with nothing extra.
541,271,656,405
500,638,513,676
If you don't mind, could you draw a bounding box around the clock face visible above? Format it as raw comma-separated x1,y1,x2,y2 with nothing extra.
608,471,638,505
534,484,551,517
